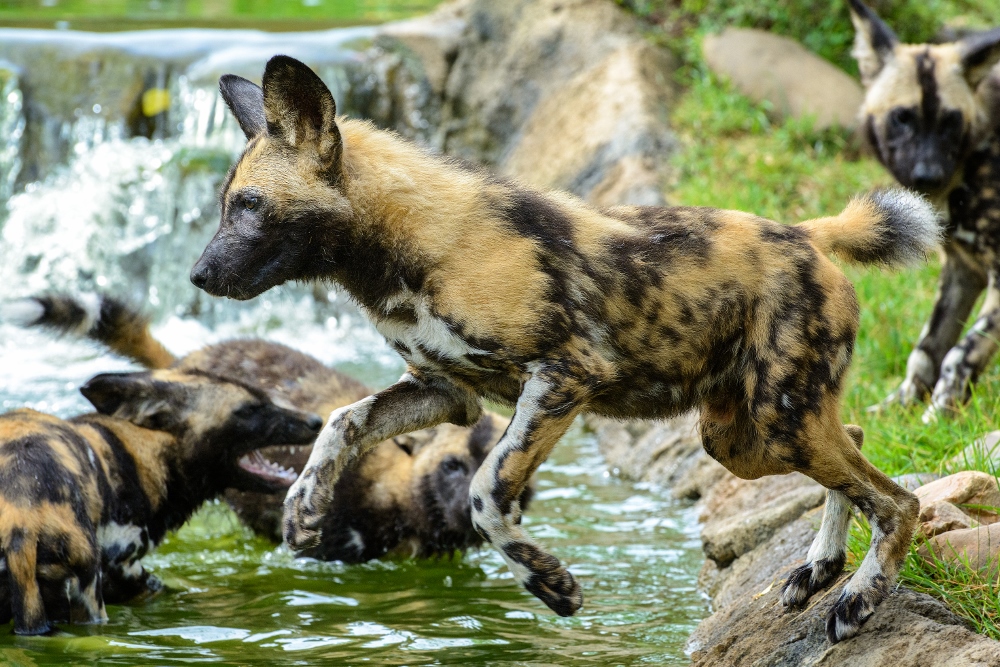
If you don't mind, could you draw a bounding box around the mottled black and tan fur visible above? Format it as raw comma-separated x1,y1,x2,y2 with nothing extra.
8,292,521,563
190,55,940,642
0,368,320,635
849,0,1000,421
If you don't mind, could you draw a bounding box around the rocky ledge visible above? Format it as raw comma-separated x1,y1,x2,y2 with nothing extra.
589,414,1000,666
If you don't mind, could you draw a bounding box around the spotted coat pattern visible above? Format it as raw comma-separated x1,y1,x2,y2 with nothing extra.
190,55,939,643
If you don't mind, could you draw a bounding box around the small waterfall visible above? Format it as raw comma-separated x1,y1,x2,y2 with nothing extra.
0,27,437,379
0,64,24,212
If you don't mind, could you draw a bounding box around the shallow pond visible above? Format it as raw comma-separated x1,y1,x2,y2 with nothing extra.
0,325,709,665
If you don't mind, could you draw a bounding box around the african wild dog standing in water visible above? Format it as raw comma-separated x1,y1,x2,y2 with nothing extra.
0,368,320,635
190,55,940,642
5,292,523,563
849,0,1000,421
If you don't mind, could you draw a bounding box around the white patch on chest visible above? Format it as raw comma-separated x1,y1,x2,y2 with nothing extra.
371,292,490,369
97,521,146,563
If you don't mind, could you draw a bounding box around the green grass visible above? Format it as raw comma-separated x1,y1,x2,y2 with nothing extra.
664,33,1000,638
620,0,1000,77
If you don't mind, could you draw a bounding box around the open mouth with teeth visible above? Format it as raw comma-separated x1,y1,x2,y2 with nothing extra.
233,444,312,493
237,450,299,488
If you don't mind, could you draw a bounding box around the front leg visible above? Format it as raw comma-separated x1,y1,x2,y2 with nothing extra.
284,371,481,550
469,365,584,616
925,275,1000,421
881,243,986,408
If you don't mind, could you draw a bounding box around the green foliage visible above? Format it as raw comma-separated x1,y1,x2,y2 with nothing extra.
619,0,1000,76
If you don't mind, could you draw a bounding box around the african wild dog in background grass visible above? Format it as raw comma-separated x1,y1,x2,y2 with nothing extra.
0,362,320,635
5,292,524,563
850,0,1000,421
189,55,939,642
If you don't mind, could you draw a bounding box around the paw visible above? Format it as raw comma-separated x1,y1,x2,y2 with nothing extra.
282,478,326,551
780,555,845,608
826,590,876,643
924,379,966,424
524,566,583,617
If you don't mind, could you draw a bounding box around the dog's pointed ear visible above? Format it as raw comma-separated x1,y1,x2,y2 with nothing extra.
261,55,343,175
219,74,266,139
960,27,1000,89
848,0,899,86
81,372,149,416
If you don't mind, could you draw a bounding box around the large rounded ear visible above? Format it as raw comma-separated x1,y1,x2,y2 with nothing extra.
848,0,899,87
261,55,343,176
219,74,266,139
960,27,1000,89
81,372,149,415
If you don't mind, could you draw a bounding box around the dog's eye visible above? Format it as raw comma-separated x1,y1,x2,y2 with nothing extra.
442,457,468,475
890,108,916,132
234,405,257,419
244,196,259,211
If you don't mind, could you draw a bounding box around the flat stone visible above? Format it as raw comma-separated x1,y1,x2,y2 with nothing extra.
702,27,863,130
918,522,1000,574
919,500,975,538
701,485,826,567
915,471,1000,524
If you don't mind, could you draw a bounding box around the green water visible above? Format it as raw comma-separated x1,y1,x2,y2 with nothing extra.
0,419,707,665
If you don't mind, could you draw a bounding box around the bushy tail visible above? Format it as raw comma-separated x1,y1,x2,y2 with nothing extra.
795,189,940,266
0,293,175,369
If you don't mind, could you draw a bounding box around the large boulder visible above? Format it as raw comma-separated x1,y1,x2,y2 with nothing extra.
702,27,863,130
440,0,677,206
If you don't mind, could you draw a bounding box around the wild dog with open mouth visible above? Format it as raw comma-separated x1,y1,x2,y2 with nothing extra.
849,0,1000,421
189,55,939,642
0,368,320,635
5,292,521,562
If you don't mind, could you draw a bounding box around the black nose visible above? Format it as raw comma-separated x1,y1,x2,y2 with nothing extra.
912,162,945,191
306,414,324,432
190,265,209,289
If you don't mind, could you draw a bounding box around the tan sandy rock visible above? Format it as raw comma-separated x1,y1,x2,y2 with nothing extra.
702,27,863,130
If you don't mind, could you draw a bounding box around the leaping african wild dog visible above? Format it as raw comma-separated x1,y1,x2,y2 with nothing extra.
4,292,524,563
189,55,940,642
0,367,321,634
849,0,1000,421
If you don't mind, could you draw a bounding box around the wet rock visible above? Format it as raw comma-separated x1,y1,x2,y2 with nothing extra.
702,27,863,130
377,0,467,96
920,499,976,538
587,411,723,500
918,523,1000,574
915,471,1000,524
441,0,677,206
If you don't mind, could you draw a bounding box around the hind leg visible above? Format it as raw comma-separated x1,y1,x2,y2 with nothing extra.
790,416,918,642
780,425,864,608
